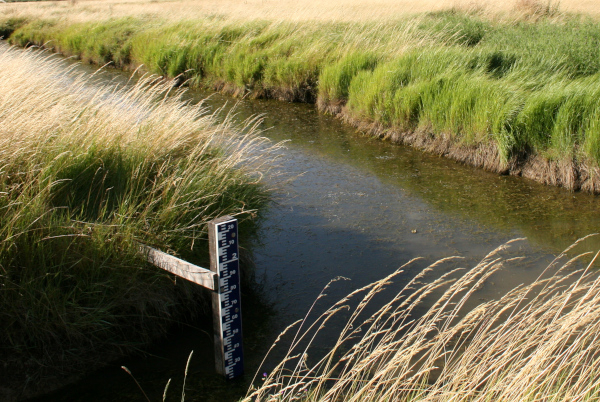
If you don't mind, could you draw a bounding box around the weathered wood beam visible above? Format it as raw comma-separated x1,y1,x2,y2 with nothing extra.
139,244,218,291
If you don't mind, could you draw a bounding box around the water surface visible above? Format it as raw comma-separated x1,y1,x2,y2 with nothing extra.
30,55,600,401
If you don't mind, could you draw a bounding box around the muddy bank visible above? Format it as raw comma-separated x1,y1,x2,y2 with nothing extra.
313,100,600,193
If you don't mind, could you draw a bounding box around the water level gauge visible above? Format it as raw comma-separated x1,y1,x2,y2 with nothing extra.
209,216,244,379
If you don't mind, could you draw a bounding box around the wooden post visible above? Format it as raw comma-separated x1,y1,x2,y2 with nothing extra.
209,216,244,379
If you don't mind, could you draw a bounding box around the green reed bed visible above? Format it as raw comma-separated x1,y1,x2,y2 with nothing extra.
0,45,271,396
3,9,600,190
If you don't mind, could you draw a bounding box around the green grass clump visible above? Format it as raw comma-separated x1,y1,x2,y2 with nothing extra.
0,17,27,39
0,45,271,388
10,18,138,67
318,52,380,106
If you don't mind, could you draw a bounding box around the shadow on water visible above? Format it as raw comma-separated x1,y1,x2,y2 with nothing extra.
21,51,600,401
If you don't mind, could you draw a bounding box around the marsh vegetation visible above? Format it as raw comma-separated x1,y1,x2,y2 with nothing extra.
0,45,272,398
3,0,600,191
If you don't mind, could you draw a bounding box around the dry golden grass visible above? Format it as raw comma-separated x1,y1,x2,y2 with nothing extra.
2,0,600,24
0,47,271,183
246,237,600,401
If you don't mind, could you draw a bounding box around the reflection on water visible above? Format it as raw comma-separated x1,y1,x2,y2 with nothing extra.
30,55,600,401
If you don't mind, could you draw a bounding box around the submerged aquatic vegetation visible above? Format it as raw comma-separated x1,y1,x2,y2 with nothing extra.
246,237,600,401
0,45,273,395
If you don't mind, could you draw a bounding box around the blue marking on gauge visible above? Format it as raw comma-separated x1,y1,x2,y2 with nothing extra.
216,219,244,379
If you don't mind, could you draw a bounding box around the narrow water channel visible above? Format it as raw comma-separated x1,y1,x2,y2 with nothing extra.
28,54,600,401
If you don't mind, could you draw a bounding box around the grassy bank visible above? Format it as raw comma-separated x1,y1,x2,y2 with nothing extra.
4,1,600,192
245,238,600,401
0,45,271,399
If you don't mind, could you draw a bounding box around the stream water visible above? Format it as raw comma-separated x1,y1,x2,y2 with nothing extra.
26,57,600,401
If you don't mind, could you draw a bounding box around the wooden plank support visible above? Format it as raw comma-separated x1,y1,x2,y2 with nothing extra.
139,215,244,380
209,216,244,380
139,244,218,291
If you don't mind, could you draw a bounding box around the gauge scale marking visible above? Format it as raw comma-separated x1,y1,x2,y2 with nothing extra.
213,218,244,379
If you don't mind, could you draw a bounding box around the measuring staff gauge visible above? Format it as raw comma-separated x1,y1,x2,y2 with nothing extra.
210,217,244,379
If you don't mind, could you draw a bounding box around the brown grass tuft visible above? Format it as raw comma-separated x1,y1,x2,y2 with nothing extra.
513,0,562,19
